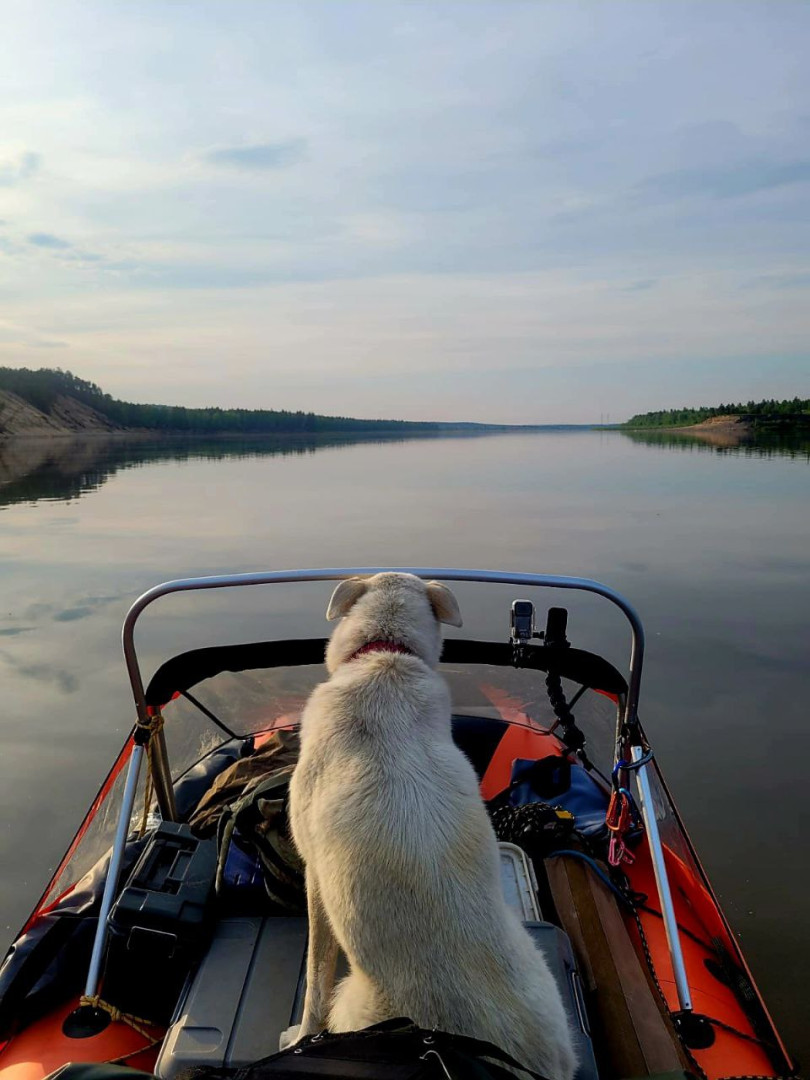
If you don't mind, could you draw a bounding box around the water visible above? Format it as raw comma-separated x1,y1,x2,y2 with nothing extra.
1,429,808,1065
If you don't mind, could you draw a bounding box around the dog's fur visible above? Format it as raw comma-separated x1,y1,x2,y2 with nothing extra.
286,572,577,1079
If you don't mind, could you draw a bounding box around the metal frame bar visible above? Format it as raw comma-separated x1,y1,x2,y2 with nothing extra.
632,744,693,1013
122,568,644,818
87,567,691,1020
83,744,144,1001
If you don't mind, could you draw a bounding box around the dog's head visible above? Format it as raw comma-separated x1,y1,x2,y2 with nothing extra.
324,572,462,673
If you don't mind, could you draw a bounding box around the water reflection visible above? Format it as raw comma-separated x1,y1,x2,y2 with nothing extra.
3,428,808,511
622,427,810,459
0,432,431,509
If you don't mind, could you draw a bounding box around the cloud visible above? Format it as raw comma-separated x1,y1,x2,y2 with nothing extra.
621,279,658,292
52,595,120,622
53,606,96,622
639,159,810,202
17,662,78,694
746,271,810,290
0,649,78,693
0,594,122,625
0,151,40,187
205,140,307,170
27,232,72,249
0,319,69,350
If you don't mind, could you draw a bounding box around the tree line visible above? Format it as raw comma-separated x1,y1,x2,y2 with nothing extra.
623,397,810,429
0,366,441,434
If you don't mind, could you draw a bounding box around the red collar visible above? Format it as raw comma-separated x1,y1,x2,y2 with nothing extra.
349,639,414,662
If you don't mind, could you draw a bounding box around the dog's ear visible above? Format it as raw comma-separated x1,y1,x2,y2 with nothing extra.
425,581,463,627
326,577,369,620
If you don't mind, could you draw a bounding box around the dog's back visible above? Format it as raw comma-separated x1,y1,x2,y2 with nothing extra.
289,575,577,1080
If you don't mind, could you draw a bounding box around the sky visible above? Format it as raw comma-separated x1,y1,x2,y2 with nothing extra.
0,0,808,423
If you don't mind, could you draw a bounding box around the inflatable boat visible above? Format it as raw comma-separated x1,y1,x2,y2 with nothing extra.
0,568,796,1080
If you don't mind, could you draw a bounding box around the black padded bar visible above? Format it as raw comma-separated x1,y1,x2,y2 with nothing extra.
442,639,626,697
145,638,328,706
144,638,627,707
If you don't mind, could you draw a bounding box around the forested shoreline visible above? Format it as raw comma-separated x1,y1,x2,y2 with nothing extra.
623,398,810,429
0,366,443,435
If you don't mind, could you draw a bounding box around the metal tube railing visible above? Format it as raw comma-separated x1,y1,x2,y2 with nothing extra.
632,744,693,1012
83,744,144,1001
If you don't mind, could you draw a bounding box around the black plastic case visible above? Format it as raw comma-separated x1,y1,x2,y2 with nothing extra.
103,821,217,1023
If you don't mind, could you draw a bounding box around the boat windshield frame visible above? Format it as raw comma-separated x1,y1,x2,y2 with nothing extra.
122,567,645,820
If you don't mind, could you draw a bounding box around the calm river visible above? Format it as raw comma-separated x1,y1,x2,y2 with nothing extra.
1,428,808,1063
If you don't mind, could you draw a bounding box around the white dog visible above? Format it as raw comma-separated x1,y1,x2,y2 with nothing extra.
285,572,576,1079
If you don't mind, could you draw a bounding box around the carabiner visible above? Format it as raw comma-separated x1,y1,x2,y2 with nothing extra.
606,789,632,833
612,747,654,778
609,834,636,867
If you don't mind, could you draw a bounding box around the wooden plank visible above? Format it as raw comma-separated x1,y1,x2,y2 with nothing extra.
548,857,647,1078
546,856,688,1078
588,869,687,1074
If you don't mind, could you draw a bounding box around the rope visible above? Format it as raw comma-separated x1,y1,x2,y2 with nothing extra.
135,710,164,837
138,767,154,839
546,849,634,907
79,994,158,1040
623,904,711,1080
134,709,164,740
103,1038,163,1066
709,1017,783,1054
